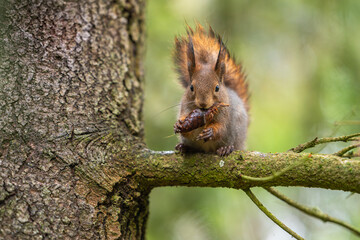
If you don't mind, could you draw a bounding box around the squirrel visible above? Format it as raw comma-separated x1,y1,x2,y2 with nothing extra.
173,23,249,156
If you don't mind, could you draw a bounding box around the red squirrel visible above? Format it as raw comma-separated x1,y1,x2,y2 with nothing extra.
173,24,249,156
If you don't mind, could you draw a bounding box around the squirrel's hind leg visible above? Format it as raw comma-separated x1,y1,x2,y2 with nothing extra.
216,145,234,156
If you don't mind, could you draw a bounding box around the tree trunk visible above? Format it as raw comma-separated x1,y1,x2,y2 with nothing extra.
0,0,147,239
1,1,360,240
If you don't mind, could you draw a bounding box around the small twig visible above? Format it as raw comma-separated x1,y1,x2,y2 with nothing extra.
343,152,360,158
289,133,360,153
241,156,309,182
333,143,360,157
289,137,318,153
265,187,360,237
244,188,304,240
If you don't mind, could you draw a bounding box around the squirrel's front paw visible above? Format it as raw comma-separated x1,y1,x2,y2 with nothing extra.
205,103,229,123
174,120,184,133
196,128,214,142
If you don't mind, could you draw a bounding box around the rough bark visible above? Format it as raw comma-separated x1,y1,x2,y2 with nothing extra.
0,0,359,240
0,0,147,239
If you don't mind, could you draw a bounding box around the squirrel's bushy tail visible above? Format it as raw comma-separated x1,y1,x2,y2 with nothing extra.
173,23,249,111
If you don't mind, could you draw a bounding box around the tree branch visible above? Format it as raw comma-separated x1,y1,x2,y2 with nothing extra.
136,150,360,193
289,133,360,153
244,189,304,240
265,187,360,237
334,143,360,157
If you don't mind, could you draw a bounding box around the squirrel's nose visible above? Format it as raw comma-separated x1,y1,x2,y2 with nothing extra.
195,99,210,109
199,103,208,109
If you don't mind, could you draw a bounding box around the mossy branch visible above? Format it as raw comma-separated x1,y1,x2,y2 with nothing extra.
136,150,360,193
289,133,360,153
334,143,360,157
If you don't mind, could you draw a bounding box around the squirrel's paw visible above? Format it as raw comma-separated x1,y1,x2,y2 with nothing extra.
174,120,184,133
175,143,186,153
196,128,214,142
216,145,234,156
175,143,188,153
175,143,196,154
204,109,217,123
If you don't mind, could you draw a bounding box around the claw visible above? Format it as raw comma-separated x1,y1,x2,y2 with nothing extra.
216,145,234,156
174,120,183,133
205,103,229,123
175,143,186,153
196,128,214,142
175,143,195,154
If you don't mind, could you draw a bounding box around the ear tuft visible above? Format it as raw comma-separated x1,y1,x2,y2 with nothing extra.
187,35,196,79
208,25,215,38
215,40,226,81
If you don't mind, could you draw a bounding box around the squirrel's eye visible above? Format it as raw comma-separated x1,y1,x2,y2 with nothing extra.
215,85,220,92
190,85,194,92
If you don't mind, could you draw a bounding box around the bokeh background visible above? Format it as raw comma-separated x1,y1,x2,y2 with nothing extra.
143,0,360,239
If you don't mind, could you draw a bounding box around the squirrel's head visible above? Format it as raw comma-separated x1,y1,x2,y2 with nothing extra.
186,36,227,109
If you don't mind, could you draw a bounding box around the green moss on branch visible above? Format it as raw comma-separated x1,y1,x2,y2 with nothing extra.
132,150,360,193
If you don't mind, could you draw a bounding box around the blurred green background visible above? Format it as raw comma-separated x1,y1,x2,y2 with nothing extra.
144,0,360,239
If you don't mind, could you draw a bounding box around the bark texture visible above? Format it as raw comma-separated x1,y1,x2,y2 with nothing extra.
0,0,146,239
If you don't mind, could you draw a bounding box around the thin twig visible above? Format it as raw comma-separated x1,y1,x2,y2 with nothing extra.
241,156,309,182
289,133,360,153
343,152,360,158
244,188,304,240
265,187,360,237
334,143,360,157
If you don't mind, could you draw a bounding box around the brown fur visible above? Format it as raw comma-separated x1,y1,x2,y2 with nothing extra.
174,23,249,155
173,23,249,111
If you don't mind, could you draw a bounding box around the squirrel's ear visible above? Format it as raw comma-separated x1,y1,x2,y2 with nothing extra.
215,41,226,82
187,35,196,80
